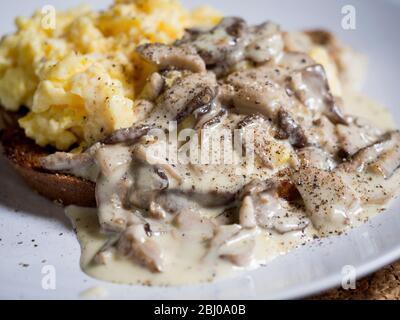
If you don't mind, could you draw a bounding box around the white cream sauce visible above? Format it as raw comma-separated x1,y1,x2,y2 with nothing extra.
67,206,314,285
66,95,400,286
67,178,400,286
51,18,400,286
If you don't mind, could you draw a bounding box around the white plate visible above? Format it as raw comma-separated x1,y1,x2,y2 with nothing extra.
1,0,400,300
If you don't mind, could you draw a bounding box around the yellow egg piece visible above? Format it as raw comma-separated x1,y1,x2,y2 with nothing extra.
0,0,221,150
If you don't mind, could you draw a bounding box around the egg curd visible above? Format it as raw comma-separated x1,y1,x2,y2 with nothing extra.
0,0,221,150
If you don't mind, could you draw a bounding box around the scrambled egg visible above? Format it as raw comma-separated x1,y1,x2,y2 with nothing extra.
0,0,220,150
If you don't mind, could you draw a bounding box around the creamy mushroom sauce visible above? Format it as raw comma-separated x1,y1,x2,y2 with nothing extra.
42,17,400,285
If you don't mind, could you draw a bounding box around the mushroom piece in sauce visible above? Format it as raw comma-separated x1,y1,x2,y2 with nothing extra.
293,167,362,235
275,108,308,148
117,224,164,273
238,179,310,234
290,64,348,125
341,131,400,176
136,43,206,73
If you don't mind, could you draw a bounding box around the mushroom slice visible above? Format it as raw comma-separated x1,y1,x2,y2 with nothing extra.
206,225,241,261
342,131,400,173
40,152,97,180
239,196,257,228
237,114,295,169
336,121,381,157
127,163,170,210
206,224,257,267
275,108,308,148
237,113,267,131
308,116,339,154
147,189,234,220
102,124,152,145
146,192,194,217
175,85,219,123
236,114,279,168
291,64,347,124
368,144,400,179
178,17,249,67
218,228,257,267
293,167,362,235
95,144,132,177
296,146,336,171
248,190,308,234
93,235,120,265
40,152,93,171
154,72,218,123
239,179,309,234
117,225,164,273
140,73,165,101
173,210,215,240
96,171,133,233
197,108,228,130
136,43,206,73
181,191,236,208
95,145,133,232
225,66,293,118
239,178,276,198
179,18,286,75
245,22,284,63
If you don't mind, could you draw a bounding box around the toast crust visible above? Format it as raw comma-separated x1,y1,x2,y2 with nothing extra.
0,110,96,207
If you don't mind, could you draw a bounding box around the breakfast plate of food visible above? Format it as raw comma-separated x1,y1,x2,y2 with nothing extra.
1,0,400,299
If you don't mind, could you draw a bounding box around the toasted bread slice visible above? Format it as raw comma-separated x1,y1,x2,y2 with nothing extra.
0,110,96,207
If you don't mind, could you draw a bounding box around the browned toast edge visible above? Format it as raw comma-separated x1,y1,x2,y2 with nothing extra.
0,109,96,207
